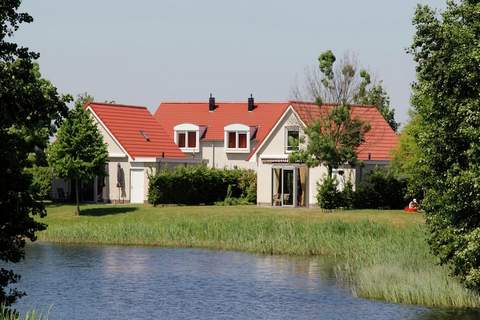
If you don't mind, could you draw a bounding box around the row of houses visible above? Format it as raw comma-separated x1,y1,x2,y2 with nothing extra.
53,96,398,207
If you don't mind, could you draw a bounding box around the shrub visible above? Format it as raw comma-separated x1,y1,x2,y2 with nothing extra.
148,165,256,205
24,166,52,200
316,175,343,209
353,168,407,209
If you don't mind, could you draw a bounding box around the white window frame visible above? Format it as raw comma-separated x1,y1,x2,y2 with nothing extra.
285,126,300,153
174,123,200,153
224,123,250,153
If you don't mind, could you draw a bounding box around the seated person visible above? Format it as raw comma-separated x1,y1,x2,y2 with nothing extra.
408,198,419,209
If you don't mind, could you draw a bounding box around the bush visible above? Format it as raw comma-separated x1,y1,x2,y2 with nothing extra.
24,166,52,200
148,165,256,205
316,175,343,209
353,168,407,209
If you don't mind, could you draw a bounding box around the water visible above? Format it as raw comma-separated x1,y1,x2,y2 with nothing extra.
7,243,480,319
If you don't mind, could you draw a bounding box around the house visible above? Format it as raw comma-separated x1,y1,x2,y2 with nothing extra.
154,96,290,169
52,97,397,207
53,102,196,204
155,97,397,207
252,101,398,207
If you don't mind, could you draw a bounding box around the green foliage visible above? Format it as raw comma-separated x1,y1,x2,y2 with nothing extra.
316,175,343,209
289,104,370,175
0,1,69,307
354,71,399,131
148,166,256,205
47,94,108,215
24,166,52,200
354,168,407,210
409,0,480,291
390,113,426,199
0,305,50,320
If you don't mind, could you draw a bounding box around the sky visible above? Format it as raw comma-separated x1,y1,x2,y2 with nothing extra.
15,0,446,125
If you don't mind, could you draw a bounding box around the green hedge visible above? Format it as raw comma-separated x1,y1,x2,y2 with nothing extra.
148,165,256,205
24,166,52,200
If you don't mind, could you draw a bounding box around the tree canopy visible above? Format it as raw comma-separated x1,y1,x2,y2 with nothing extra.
48,94,108,215
410,0,480,291
0,0,69,306
293,50,399,131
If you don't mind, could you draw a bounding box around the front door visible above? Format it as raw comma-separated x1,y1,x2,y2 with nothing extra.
130,169,145,204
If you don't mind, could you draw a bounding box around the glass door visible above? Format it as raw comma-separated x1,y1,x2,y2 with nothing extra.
282,168,294,206
272,167,296,207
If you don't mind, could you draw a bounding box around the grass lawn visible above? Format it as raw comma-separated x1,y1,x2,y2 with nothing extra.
38,204,480,308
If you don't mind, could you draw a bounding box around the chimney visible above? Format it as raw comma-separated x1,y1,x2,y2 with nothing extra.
248,94,255,112
209,93,216,111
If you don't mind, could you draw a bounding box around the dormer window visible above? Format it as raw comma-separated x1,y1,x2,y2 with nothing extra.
174,123,200,152
224,123,250,153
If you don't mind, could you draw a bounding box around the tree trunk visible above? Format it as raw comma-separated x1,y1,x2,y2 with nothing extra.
75,178,80,216
327,166,333,178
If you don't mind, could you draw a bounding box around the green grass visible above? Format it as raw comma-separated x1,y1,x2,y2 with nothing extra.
37,204,480,308
0,305,50,320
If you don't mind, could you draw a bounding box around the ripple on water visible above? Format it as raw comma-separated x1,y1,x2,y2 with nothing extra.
6,243,479,320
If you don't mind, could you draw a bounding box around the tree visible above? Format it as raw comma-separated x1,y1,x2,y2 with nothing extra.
48,94,108,215
0,0,69,306
409,0,480,290
289,104,370,177
292,50,399,131
390,112,426,199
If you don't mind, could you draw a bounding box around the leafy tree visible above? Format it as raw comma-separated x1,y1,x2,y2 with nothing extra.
355,70,399,131
0,0,69,306
390,112,426,199
289,103,370,177
409,0,480,290
292,50,399,131
48,95,108,215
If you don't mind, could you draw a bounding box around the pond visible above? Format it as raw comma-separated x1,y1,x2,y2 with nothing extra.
8,243,480,319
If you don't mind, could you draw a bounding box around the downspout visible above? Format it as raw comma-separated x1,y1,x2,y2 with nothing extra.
212,142,215,168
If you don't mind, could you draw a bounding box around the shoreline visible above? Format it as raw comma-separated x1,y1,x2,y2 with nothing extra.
36,204,480,309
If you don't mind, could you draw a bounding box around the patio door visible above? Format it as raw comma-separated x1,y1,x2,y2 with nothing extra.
272,166,307,207
272,167,296,207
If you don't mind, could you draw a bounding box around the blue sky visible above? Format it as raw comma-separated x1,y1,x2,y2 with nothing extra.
16,0,446,125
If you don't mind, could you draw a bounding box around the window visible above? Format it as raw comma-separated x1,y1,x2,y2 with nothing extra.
174,123,200,152
178,132,186,148
224,124,251,153
227,132,236,148
238,133,247,148
187,131,196,148
286,127,299,152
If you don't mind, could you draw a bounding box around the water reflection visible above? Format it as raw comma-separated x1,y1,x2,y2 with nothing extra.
6,244,480,320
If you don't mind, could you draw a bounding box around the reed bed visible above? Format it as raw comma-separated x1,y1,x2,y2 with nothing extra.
0,305,50,320
37,204,480,308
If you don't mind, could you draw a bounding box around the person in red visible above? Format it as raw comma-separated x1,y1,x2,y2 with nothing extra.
405,199,419,213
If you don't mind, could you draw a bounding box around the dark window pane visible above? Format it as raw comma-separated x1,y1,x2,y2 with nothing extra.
238,133,247,148
228,132,236,148
287,130,299,150
188,131,196,148
178,132,186,148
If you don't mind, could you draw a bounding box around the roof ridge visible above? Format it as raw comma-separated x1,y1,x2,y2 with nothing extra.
89,101,148,109
159,101,290,105
289,101,376,108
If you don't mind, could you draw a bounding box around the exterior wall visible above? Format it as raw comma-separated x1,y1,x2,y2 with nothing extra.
255,109,305,157
106,158,130,203
256,161,273,206
184,140,257,170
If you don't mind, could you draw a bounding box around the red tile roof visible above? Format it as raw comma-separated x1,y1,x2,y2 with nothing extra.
154,101,290,155
291,102,398,161
87,102,185,160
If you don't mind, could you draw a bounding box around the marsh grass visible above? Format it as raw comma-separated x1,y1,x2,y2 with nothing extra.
38,204,480,308
0,305,50,320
